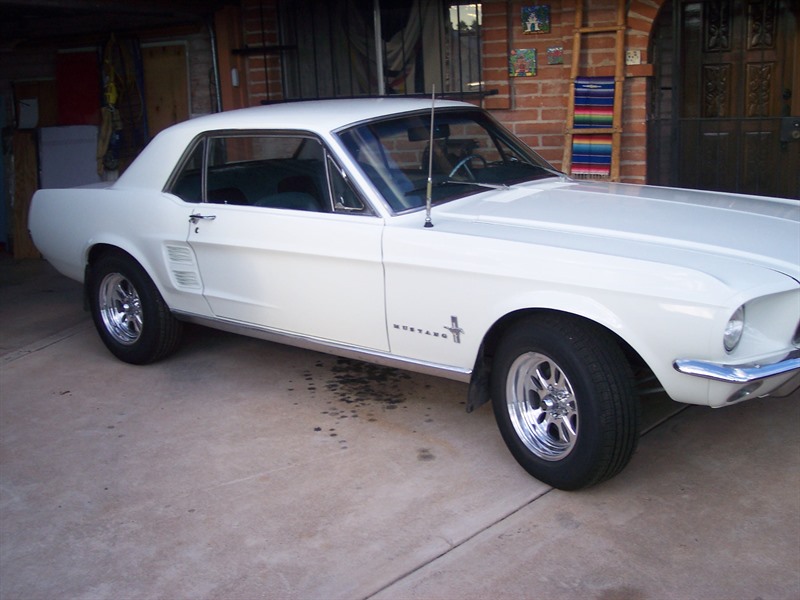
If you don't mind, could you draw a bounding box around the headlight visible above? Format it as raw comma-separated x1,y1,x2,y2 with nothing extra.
724,305,745,353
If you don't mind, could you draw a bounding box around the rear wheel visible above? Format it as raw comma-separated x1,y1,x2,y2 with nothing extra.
89,252,182,364
490,315,639,490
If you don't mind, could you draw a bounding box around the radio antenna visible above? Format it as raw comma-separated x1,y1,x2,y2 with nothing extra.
424,85,435,228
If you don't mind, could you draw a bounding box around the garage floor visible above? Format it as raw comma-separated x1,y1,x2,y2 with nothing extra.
2,257,799,600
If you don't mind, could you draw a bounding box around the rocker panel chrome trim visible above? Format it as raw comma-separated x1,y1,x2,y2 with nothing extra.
175,312,473,383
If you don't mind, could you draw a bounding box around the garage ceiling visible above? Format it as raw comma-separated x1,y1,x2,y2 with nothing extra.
0,0,231,48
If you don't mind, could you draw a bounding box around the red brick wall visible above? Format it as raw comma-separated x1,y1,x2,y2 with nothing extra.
242,0,282,104
237,0,666,184
481,0,666,183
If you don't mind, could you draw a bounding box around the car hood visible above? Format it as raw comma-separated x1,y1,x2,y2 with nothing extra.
436,179,800,283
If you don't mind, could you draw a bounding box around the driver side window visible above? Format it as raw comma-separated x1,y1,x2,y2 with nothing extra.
205,135,325,211
170,134,330,213
170,133,374,215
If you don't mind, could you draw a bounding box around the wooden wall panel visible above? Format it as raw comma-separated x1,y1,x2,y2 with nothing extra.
12,131,40,259
142,44,189,137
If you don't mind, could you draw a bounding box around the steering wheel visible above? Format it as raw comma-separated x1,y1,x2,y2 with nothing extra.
448,154,487,180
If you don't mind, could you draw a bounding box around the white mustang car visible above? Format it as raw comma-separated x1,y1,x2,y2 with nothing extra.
29,98,800,490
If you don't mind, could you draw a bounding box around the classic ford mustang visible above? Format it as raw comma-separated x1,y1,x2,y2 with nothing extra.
29,98,800,489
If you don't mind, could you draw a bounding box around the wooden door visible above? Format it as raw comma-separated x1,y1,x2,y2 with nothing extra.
676,1,798,199
142,44,189,138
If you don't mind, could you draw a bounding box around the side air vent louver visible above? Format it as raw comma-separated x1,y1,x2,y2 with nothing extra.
167,245,195,264
165,244,202,290
173,271,201,288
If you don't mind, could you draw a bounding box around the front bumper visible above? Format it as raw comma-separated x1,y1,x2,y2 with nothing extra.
674,348,800,405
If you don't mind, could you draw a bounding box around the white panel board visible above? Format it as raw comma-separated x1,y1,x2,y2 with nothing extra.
39,125,100,189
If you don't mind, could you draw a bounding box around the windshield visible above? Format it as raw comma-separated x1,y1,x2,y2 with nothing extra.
337,108,559,212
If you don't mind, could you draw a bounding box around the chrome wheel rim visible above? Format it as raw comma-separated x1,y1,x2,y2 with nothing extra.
98,273,142,345
506,352,578,461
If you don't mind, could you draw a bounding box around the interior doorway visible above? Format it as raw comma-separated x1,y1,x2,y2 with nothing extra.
649,0,799,199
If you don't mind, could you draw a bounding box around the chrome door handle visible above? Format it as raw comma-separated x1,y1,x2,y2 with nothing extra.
189,213,217,224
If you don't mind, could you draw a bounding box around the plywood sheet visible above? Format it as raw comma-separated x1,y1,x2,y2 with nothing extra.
12,131,40,259
142,44,189,137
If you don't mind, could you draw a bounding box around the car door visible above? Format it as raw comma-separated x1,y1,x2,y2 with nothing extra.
179,132,389,352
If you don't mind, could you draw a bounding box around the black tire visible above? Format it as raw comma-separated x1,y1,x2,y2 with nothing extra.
88,252,183,365
490,314,639,490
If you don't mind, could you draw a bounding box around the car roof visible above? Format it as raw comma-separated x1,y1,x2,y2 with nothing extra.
116,98,473,190
171,97,471,135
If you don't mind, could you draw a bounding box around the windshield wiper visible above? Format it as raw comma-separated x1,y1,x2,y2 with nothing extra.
441,179,510,190
502,158,568,182
405,179,508,196
537,165,569,180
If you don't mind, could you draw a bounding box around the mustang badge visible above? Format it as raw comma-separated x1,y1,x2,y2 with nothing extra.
444,316,464,344
392,316,464,344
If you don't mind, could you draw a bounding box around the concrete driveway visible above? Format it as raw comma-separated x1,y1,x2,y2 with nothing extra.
2,258,798,600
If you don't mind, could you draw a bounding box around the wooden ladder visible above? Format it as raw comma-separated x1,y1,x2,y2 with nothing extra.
562,0,627,181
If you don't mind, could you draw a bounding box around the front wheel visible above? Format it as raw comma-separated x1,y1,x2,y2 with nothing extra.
88,252,182,365
491,315,639,490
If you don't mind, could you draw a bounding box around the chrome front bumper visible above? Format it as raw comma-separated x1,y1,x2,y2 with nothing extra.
674,348,800,404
